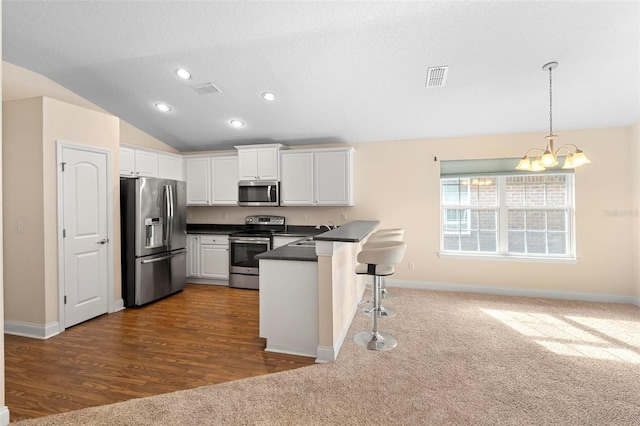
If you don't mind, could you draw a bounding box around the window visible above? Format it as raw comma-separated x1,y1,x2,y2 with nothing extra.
440,174,574,259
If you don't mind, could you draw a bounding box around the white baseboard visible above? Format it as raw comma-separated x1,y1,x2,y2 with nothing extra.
385,279,639,305
187,278,229,286
316,346,336,363
113,298,125,312
4,320,60,339
0,406,10,426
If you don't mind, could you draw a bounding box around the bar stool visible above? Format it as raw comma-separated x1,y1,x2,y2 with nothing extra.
353,240,407,351
360,229,405,317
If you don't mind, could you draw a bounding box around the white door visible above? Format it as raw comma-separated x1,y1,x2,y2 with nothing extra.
61,146,110,328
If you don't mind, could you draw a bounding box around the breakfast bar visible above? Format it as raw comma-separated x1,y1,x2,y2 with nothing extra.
257,220,379,362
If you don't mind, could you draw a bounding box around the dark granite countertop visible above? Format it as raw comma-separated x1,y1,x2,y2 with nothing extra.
256,244,318,262
187,223,327,237
314,220,379,242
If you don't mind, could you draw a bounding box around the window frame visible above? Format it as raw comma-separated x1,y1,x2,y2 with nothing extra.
439,173,576,261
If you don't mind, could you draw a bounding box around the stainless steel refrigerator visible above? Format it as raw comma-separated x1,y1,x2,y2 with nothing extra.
120,177,187,307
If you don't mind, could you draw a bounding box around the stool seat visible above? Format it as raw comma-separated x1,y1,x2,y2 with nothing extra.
355,263,394,276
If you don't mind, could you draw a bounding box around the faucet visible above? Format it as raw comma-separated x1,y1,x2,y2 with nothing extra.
315,223,333,232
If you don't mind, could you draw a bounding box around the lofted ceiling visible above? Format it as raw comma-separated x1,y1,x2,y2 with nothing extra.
3,1,639,153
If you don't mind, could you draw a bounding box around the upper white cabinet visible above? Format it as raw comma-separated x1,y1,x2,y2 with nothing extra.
186,156,211,205
236,144,283,181
211,155,238,205
280,148,354,206
280,151,314,206
158,153,185,181
134,150,159,177
315,148,354,206
121,146,157,177
119,147,135,176
185,154,238,206
120,145,184,180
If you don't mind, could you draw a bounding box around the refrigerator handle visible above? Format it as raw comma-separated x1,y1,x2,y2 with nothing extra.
163,184,171,247
168,184,175,246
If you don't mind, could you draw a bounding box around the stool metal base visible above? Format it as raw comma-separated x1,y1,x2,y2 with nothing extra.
361,304,398,318
381,287,398,299
354,330,398,351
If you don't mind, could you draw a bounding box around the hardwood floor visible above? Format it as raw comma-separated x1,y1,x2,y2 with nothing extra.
4,284,316,422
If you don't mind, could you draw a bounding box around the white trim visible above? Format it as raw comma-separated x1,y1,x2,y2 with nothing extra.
186,278,229,286
4,320,60,339
56,141,115,331
385,279,638,305
0,406,10,426
113,298,125,312
438,252,578,264
316,346,336,363
264,345,315,358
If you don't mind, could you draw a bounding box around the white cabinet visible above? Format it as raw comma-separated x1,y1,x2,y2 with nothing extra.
186,157,211,205
186,155,239,206
119,147,135,176
158,153,185,181
314,148,354,206
187,235,200,277
211,156,238,205
280,151,314,206
199,235,229,280
187,234,229,282
134,150,159,177
120,145,182,180
280,148,354,206
236,144,283,181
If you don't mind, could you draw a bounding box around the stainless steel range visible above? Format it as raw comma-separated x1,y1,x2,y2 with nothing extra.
228,215,285,290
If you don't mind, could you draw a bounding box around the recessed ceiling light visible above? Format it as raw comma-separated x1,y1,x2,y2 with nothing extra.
262,92,276,101
230,119,245,128
155,103,172,112
176,68,191,80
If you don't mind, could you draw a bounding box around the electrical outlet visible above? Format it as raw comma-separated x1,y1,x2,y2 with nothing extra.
17,220,24,233
408,261,415,270
223,212,228,221
302,213,308,221
341,212,348,221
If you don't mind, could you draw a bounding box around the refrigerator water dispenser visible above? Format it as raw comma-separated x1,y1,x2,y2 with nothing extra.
145,217,164,248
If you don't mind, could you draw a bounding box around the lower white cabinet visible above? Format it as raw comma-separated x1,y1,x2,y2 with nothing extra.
187,234,229,282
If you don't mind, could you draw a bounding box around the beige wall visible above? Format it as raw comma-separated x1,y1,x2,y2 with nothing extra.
3,96,120,326
2,98,46,324
3,61,176,153
190,126,636,297
631,120,640,300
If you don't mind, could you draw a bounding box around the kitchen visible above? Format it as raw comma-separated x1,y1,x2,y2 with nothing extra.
1,1,639,424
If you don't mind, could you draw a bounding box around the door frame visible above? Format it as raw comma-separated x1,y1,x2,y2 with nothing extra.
56,141,115,333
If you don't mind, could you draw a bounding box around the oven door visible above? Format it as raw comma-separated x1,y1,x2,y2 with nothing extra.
229,236,271,275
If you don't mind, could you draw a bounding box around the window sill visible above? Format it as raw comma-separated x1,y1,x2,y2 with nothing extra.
437,252,578,264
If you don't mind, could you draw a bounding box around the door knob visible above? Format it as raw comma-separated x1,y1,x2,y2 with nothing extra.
97,238,109,245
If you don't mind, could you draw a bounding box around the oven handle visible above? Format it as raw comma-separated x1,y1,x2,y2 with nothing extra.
229,237,271,243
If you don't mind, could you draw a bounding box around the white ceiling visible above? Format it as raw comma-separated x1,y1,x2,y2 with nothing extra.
3,1,639,152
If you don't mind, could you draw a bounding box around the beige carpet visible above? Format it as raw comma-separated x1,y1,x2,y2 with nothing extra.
14,288,640,425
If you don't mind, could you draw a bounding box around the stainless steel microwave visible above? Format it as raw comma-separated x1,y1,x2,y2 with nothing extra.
238,180,280,207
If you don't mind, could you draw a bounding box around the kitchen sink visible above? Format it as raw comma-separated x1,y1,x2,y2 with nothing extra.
291,239,316,247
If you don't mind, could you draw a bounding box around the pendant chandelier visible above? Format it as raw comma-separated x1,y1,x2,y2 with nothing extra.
516,62,591,171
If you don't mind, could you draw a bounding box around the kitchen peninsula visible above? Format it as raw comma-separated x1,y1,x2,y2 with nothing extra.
257,220,379,363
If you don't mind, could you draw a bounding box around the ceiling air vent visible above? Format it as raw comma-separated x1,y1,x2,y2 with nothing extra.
425,66,449,88
191,82,221,95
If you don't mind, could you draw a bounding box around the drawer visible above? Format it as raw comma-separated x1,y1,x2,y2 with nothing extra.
199,234,229,245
